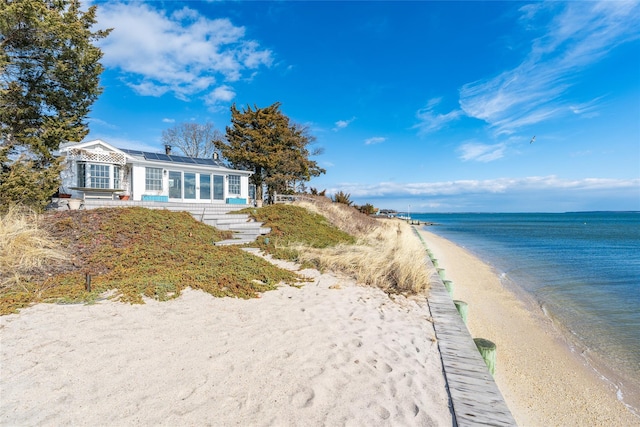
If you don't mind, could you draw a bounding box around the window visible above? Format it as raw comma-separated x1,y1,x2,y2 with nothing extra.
114,166,121,190
228,175,241,195
89,164,110,188
200,174,211,200
77,162,117,189
146,167,163,191
77,163,86,187
213,175,224,200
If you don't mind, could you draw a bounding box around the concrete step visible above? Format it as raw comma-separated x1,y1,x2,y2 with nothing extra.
215,238,256,246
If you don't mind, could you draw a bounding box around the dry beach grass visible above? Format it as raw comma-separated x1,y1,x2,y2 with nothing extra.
0,206,66,291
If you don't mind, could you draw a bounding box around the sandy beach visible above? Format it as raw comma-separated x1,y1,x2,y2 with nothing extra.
416,228,640,426
0,260,451,426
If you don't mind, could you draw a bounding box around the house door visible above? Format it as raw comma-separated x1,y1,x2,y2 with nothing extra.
168,171,182,198
184,172,196,199
200,174,211,200
213,175,224,200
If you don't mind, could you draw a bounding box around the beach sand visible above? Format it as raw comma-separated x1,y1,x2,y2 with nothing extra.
0,260,451,426
417,228,640,426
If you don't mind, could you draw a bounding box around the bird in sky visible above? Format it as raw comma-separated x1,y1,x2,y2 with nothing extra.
530,135,536,144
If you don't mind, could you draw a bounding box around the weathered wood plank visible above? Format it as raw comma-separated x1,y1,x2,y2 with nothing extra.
416,230,517,427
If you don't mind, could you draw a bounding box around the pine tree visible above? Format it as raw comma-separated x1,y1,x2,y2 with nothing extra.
0,0,110,211
216,102,325,205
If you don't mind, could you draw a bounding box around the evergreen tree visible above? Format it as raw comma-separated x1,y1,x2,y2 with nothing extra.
0,0,110,211
216,102,325,205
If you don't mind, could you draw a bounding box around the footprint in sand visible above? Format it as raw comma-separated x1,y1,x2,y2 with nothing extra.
368,402,391,420
366,358,393,373
290,388,315,408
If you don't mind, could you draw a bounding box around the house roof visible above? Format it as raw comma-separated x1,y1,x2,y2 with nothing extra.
119,148,227,167
58,140,251,175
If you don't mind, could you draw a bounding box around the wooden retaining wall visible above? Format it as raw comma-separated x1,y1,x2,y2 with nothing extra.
417,229,516,426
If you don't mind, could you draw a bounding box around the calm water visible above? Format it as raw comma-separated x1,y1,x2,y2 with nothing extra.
412,212,640,407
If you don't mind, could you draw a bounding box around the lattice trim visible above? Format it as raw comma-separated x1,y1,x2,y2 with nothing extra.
67,148,126,165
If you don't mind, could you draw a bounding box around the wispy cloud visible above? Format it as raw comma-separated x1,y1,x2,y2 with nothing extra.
333,117,356,131
97,2,273,102
162,118,175,123
364,137,386,145
458,142,507,162
458,1,640,134
414,98,462,135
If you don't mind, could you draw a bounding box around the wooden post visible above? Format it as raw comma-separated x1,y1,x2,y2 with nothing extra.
85,273,91,292
443,280,454,297
437,268,446,280
453,300,468,324
474,338,497,375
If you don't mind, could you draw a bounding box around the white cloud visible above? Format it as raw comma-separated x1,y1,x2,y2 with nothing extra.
327,176,640,198
162,118,175,123
458,1,640,134
414,98,462,135
364,137,386,145
333,117,356,131
97,2,273,101
204,85,236,107
458,142,507,162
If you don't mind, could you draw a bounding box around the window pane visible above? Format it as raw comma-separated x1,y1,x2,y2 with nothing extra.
213,175,224,200
184,173,196,199
114,166,121,190
200,174,211,200
77,163,86,187
146,167,163,191
168,171,181,198
89,164,110,189
228,175,240,195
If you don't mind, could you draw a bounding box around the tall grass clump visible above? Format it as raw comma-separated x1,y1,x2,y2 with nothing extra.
294,219,431,294
293,195,379,236
252,196,431,295
0,206,67,291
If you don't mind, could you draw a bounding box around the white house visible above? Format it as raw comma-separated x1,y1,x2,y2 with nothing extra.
58,140,254,204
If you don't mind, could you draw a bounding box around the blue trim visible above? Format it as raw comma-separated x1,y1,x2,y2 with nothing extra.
142,195,169,202
226,197,246,204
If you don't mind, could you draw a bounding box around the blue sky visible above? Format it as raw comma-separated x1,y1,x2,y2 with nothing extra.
86,1,640,212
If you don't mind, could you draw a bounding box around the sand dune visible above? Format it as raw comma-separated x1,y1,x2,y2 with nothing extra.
0,265,451,426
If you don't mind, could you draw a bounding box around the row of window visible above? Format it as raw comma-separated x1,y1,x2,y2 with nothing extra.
145,167,240,198
76,163,241,199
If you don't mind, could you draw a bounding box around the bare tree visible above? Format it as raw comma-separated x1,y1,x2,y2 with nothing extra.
161,122,224,158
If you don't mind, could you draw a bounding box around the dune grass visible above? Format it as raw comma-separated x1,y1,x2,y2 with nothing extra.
0,206,67,293
245,196,432,295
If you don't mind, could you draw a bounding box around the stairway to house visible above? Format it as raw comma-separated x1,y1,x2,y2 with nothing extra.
55,199,270,246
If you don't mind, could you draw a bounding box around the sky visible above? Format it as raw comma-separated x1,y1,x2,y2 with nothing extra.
85,0,640,213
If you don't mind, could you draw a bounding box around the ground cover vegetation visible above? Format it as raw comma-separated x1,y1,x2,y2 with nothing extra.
0,0,110,212
1,196,430,315
0,207,303,315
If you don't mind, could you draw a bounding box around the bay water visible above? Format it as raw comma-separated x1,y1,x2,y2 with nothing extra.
412,211,640,412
